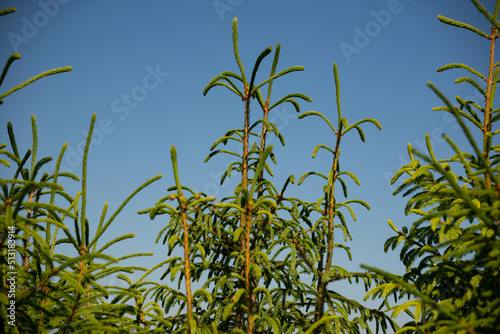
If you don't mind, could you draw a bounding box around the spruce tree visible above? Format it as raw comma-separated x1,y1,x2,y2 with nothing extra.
1,7,163,333
364,1,500,333
139,17,397,334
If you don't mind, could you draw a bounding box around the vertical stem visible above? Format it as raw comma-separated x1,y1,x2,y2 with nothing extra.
314,130,342,333
171,147,194,331
324,133,342,273
245,207,254,333
314,249,325,331
239,85,253,332
483,26,497,189
242,85,251,193
180,198,193,331
260,102,270,155
258,101,270,199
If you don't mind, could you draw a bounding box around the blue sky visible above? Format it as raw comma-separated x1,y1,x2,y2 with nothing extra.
0,0,494,323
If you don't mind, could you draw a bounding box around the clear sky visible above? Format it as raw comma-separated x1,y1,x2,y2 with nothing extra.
0,0,494,323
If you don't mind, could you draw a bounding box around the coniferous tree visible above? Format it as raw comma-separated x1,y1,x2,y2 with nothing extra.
0,7,163,333
5,2,497,333
364,1,500,333
140,17,397,334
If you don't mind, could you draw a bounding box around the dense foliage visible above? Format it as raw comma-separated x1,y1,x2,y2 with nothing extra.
364,1,500,333
135,18,394,333
1,1,498,333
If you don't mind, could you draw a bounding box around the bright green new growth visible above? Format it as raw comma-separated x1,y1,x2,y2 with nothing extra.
139,16,395,334
0,8,71,105
0,8,164,333
0,115,163,333
364,1,500,333
3,2,498,333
